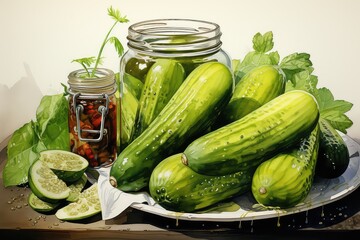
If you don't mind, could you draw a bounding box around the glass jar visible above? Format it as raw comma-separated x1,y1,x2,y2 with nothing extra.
119,19,231,150
67,68,118,168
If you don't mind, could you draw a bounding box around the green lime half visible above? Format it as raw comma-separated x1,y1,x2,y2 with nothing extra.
39,150,89,183
28,160,70,203
55,183,101,221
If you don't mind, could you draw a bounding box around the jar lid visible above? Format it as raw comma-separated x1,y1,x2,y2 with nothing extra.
67,68,116,95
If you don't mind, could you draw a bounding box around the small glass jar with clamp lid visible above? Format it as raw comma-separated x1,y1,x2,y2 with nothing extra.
67,68,118,167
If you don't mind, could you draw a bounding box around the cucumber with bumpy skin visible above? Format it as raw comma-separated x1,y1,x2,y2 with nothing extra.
123,73,144,100
251,124,320,208
120,81,139,150
222,65,286,124
132,59,185,139
110,62,233,192
149,154,253,212
316,118,350,178
182,90,319,175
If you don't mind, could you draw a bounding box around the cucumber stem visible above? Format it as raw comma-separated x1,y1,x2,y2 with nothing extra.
109,176,118,188
259,186,267,195
181,154,188,165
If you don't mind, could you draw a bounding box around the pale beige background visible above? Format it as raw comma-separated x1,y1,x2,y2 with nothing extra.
1,0,359,143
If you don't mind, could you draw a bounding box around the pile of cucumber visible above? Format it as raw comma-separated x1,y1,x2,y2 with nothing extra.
110,60,350,212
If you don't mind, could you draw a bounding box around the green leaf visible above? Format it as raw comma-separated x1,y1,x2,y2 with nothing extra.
3,94,70,187
285,70,318,94
233,51,279,83
280,53,313,82
36,94,70,150
285,71,353,133
72,6,129,77
231,59,240,73
71,57,97,77
314,87,353,133
232,31,279,84
3,121,39,187
269,51,280,65
252,31,274,53
108,6,129,23
321,112,353,134
108,36,125,57
71,57,96,67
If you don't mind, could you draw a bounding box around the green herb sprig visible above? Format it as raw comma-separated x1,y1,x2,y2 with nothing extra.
72,6,129,78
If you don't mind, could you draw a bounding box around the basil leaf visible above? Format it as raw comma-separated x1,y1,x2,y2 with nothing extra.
3,94,70,187
3,121,39,187
36,94,70,150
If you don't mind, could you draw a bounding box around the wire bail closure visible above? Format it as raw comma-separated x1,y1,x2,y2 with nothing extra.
73,93,110,142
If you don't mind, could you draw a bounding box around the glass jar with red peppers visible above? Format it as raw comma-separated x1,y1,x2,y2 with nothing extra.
67,68,118,167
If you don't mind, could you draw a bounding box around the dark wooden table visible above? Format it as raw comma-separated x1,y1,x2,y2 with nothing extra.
1,138,359,240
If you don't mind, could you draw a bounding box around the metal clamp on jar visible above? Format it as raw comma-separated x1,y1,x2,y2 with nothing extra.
67,68,118,168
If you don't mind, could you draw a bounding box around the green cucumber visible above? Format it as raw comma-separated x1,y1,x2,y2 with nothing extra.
251,124,320,208
55,183,101,221
182,90,319,175
149,154,253,212
222,65,286,123
123,73,144,100
132,59,185,139
28,192,61,213
39,150,88,183
315,118,350,178
28,160,70,203
110,62,233,192
124,57,154,83
120,80,139,150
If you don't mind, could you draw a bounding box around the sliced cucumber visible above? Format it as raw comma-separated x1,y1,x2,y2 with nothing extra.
39,150,89,183
28,160,70,203
55,183,101,221
28,192,61,213
66,174,88,202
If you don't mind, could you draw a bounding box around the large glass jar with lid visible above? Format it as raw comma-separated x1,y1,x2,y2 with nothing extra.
118,19,232,151
67,68,118,168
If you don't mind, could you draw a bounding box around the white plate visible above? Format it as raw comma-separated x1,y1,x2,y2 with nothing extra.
131,134,360,222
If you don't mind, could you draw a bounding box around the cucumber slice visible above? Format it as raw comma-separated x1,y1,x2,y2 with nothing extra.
66,174,88,202
55,183,101,221
39,150,89,183
28,160,70,203
28,192,60,213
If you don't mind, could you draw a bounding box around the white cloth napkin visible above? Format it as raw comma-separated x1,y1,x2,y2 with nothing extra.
96,167,156,220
